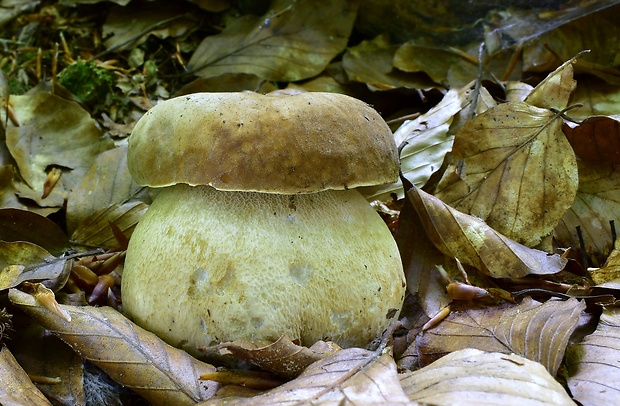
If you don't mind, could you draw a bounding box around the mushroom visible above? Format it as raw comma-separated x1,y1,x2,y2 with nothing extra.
122,91,406,356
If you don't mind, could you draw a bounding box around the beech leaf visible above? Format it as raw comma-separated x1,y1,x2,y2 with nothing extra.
0,346,52,406
416,297,586,376
566,307,620,405
187,0,357,82
434,101,579,247
214,334,341,379
0,208,70,255
554,161,620,264
400,348,576,406
201,348,415,405
524,55,577,111
564,115,620,164
408,186,567,278
8,289,219,406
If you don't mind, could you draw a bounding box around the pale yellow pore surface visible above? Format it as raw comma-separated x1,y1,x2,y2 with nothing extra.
122,185,405,355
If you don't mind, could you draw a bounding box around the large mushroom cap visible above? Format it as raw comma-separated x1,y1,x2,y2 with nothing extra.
127,91,398,193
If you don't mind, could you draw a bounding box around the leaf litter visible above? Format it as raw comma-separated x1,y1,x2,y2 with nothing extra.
1,1,620,405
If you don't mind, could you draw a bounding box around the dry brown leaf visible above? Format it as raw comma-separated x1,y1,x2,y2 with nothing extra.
70,201,148,249
587,236,620,287
569,77,620,121
524,55,577,111
66,146,148,236
554,160,620,265
400,348,576,406
0,208,70,255
187,0,357,82
5,91,114,207
0,242,66,291
342,34,435,90
566,307,620,405
408,186,566,278
215,334,341,379
416,297,586,376
201,347,416,405
0,346,53,406
9,315,85,405
434,101,578,247
8,288,219,405
564,115,620,163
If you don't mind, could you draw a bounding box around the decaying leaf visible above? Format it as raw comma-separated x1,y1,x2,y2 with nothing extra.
70,201,148,249
400,348,576,406
8,289,219,406
5,91,114,207
524,55,577,111
587,236,620,287
408,186,567,278
554,161,620,265
66,146,148,235
434,101,579,247
416,296,586,375
361,81,495,202
213,334,341,379
187,0,357,82
202,347,415,405
0,208,70,255
566,307,620,406
0,242,66,291
0,346,53,406
564,115,620,164
342,34,435,90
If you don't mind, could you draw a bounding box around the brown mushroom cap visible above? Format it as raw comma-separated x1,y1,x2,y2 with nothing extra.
127,92,398,193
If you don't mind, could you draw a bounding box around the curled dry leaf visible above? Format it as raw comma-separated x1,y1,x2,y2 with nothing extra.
566,307,620,405
187,0,357,82
215,334,341,379
0,346,53,406
8,289,219,406
416,296,586,376
400,348,576,406
408,186,567,278
434,100,579,247
201,347,415,405
554,160,620,265
524,54,577,111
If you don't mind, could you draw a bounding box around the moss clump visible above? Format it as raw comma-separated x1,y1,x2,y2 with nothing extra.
58,60,115,107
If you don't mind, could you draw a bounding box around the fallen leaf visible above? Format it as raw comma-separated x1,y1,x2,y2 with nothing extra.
569,76,620,121
554,160,620,265
434,101,579,247
416,297,586,376
408,186,567,278
342,34,435,90
0,346,52,406
0,208,70,255
214,335,341,379
566,307,620,405
0,242,66,291
70,201,148,249
5,91,114,207
524,55,577,111
400,348,576,406
201,347,415,405
187,0,357,81
361,81,495,201
564,115,620,164
66,146,148,235
8,288,219,406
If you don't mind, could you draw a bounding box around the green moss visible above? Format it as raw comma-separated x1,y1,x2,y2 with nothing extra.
58,60,115,106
